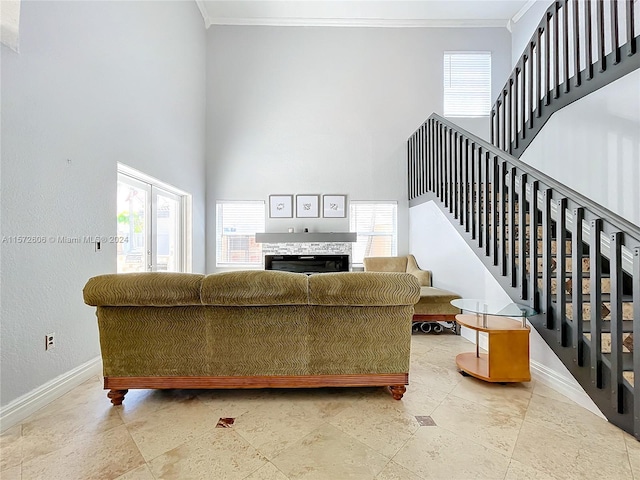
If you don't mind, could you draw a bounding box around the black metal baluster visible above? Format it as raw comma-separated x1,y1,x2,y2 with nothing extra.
611,0,620,65
633,247,640,440
597,0,606,72
563,0,570,93
590,218,603,388
463,138,470,231
585,0,593,80
542,188,553,326
546,12,552,105
483,150,490,255
536,30,543,116
610,231,623,412
453,132,462,224
514,68,520,149
528,43,535,129
519,173,528,300
554,3,561,97
444,127,449,206
499,161,508,273
530,181,540,312
572,207,585,366
508,166,517,286
627,0,636,56
574,0,581,87
465,139,478,240
491,109,496,146
437,123,442,199
426,121,432,192
408,136,413,200
507,82,513,153
450,129,455,213
521,57,527,140
556,198,568,345
491,155,499,263
419,125,424,196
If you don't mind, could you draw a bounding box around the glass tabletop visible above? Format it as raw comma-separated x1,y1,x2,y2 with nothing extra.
451,298,537,317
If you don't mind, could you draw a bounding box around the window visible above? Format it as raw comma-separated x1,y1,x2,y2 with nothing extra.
216,201,265,267
443,51,491,117
349,201,398,266
117,164,191,273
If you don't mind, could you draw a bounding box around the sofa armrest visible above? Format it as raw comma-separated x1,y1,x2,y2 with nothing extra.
406,255,432,286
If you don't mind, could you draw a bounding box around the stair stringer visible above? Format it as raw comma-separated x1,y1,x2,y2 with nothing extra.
409,194,626,422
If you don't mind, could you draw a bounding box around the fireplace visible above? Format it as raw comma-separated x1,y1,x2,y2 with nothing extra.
265,254,349,274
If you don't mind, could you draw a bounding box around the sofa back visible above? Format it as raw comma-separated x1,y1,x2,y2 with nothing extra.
84,270,420,379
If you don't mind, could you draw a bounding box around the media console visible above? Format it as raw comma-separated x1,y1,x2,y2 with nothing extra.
265,254,349,274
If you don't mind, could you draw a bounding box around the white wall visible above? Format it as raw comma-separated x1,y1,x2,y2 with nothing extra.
0,1,206,408
205,25,512,272
409,200,603,417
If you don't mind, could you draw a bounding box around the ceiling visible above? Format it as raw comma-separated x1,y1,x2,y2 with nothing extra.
195,0,536,29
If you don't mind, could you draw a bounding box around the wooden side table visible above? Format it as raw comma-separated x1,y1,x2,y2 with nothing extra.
454,313,531,383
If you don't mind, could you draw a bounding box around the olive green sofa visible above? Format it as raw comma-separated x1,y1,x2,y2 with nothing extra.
83,270,420,405
363,255,461,333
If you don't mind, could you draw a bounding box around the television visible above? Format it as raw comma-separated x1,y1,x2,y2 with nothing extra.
265,254,349,274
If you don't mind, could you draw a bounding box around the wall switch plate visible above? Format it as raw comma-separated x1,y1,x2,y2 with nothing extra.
45,333,55,350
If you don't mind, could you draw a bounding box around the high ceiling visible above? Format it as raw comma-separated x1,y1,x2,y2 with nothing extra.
196,0,536,28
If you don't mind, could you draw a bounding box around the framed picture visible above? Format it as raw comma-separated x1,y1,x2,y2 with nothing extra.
323,195,346,218
296,195,320,218
269,195,293,218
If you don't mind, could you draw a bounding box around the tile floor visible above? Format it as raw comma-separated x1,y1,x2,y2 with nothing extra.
1,334,638,480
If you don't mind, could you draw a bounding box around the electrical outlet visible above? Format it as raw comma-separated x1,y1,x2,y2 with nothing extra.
45,333,55,350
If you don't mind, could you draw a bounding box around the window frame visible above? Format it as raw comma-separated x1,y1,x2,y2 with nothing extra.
215,200,265,269
349,200,398,267
443,51,492,118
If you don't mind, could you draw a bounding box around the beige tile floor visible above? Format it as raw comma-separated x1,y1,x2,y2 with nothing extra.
1,334,638,480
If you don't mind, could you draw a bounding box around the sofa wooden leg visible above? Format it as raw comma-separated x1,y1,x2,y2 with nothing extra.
107,389,128,406
389,385,406,400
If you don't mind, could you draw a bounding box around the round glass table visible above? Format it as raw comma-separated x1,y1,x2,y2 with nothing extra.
450,299,537,328
449,299,537,383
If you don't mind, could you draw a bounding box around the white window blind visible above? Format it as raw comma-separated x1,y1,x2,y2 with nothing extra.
349,201,398,266
216,201,265,267
443,51,492,117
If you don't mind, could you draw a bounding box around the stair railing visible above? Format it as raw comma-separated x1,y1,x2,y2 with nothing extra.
493,0,639,157
408,113,640,440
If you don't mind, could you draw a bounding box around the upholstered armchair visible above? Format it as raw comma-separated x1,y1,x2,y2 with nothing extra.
363,255,461,333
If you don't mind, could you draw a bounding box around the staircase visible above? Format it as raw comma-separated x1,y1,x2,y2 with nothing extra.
407,0,639,439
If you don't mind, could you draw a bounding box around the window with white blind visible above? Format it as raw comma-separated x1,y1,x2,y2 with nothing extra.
443,51,492,117
349,201,398,266
216,201,265,267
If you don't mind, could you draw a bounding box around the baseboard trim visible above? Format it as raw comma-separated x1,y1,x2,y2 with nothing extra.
0,357,102,433
530,359,605,419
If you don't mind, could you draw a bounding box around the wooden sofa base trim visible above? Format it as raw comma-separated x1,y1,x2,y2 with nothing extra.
104,373,409,405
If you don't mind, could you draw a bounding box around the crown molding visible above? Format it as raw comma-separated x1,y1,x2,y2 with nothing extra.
205,17,508,29
511,0,539,24
195,0,212,28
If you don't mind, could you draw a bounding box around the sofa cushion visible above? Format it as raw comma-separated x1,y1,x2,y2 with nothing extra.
201,270,309,306
83,272,204,306
362,256,408,273
414,287,461,315
308,272,420,306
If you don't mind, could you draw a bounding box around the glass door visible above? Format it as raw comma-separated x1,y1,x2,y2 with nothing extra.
117,170,188,273
152,188,182,272
117,174,151,273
